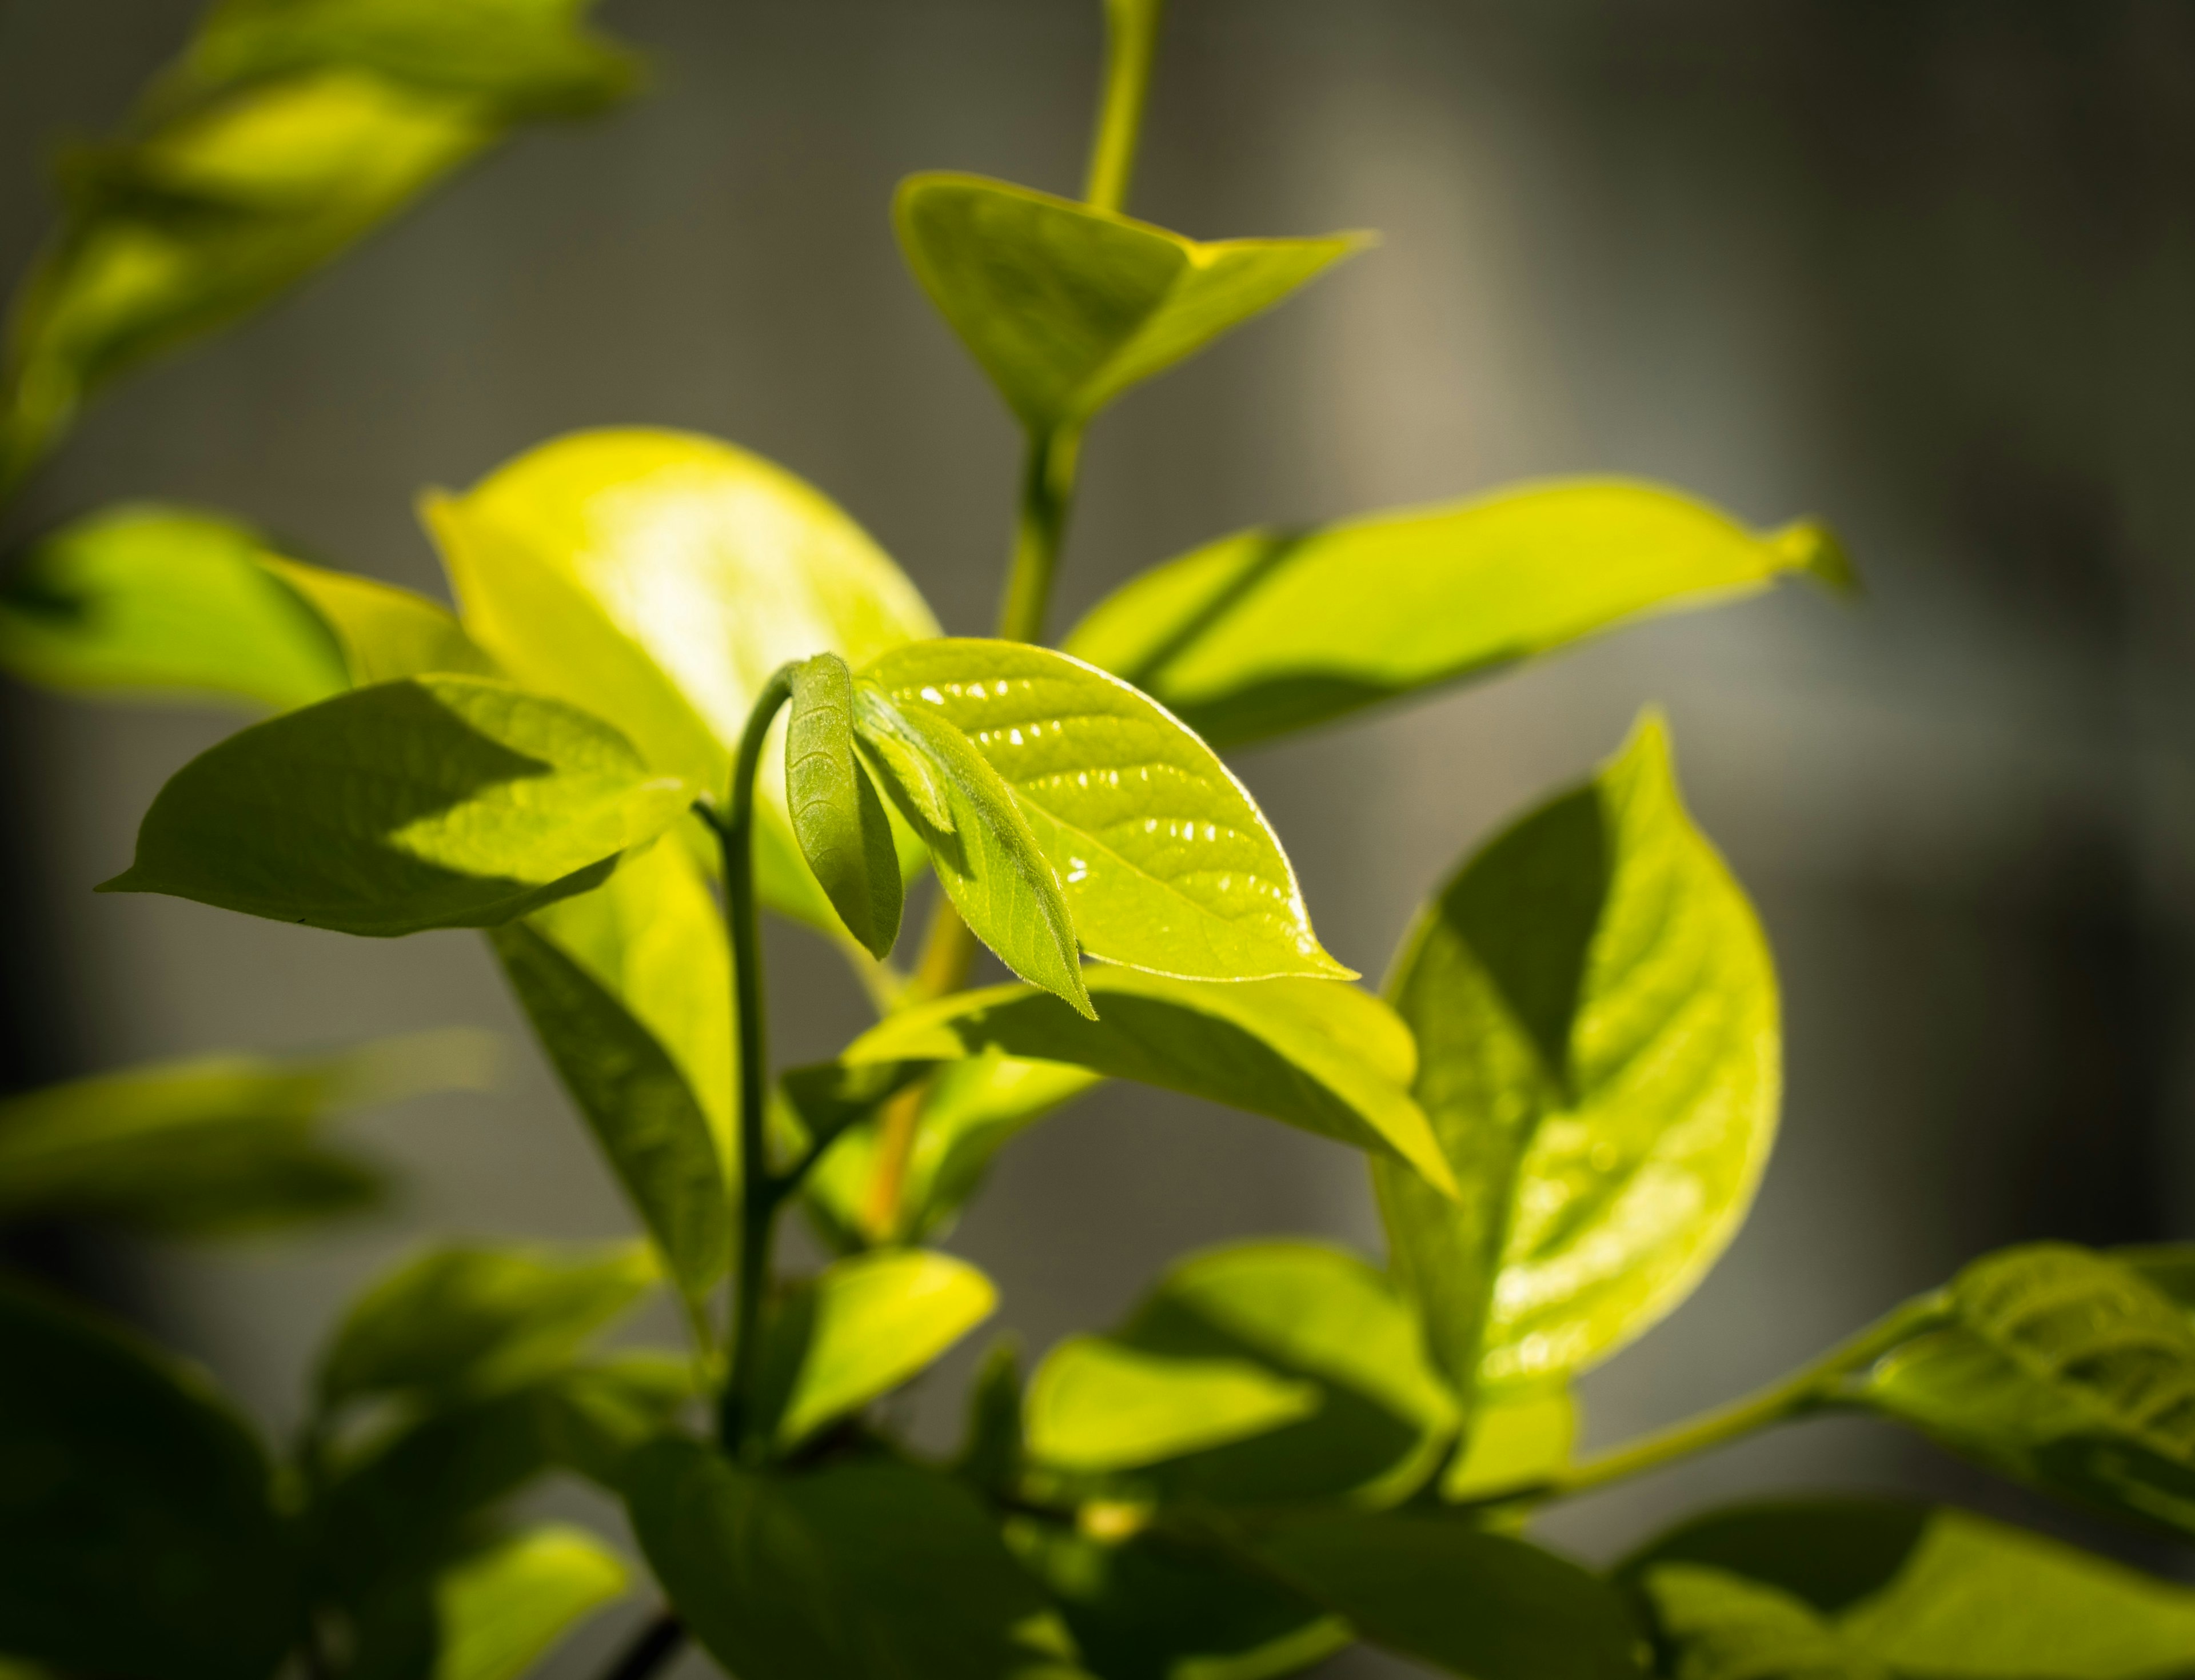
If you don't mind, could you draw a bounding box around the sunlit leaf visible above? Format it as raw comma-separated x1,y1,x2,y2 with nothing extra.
845,969,1455,1199
896,173,1364,434
101,674,697,935
260,552,493,685
0,1280,297,1680
430,1524,628,1680
627,1443,1087,1680
788,653,903,959
1025,1336,1321,1474
1375,713,1777,1403
861,640,1352,984
749,1249,997,1452
429,428,939,933
1618,1498,2195,1679
1441,1384,1577,1504
1066,482,1853,750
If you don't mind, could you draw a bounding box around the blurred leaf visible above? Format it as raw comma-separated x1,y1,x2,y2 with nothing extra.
895,173,1363,434
317,1239,657,1412
1026,1336,1320,1474
429,428,938,933
627,1443,1086,1680
1441,1385,1576,1504
0,0,638,488
1244,1513,1642,1680
430,1524,628,1680
261,553,494,685
845,969,1456,1201
101,674,697,935
788,653,903,959
1065,482,1853,751
749,1249,997,1453
956,1335,1026,1498
534,1351,696,1488
0,1279,298,1679
0,1029,494,1238
1375,713,1778,1404
1617,1498,2195,1678
860,640,1352,983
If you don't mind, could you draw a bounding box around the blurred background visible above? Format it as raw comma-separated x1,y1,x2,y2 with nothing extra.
4,1,2194,1673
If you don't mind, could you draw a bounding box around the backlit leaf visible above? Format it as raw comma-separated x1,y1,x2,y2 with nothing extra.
788,652,903,959
896,173,1364,433
260,552,493,686
101,674,697,935
860,640,1352,983
843,969,1454,1197
1065,482,1854,750
431,1525,628,1680
1025,1336,1321,1474
1375,713,1778,1402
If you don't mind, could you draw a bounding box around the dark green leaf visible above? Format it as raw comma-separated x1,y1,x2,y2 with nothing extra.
788,653,903,959
1065,482,1854,750
1376,713,1777,1404
0,1280,298,1679
1025,1335,1320,1473
101,675,697,935
956,1335,1026,1498
845,969,1456,1199
429,1524,628,1680
860,640,1353,983
895,173,1364,433
626,1442,1087,1679
533,1352,696,1489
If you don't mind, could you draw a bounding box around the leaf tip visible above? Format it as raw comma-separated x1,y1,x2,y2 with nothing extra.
1771,516,1862,599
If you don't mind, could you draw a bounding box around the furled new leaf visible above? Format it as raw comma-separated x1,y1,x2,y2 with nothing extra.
430,1525,628,1680
860,640,1352,983
896,173,1364,433
101,675,696,935
0,1280,298,1680
749,1249,997,1452
1375,713,1778,1405
843,969,1454,1198
0,1028,494,1237
1025,1336,1321,1474
428,429,938,933
1065,482,1853,750
1617,1498,2195,1678
627,1443,1087,1680
788,653,902,959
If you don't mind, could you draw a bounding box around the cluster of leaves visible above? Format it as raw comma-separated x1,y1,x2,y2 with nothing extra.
5,3,2195,1680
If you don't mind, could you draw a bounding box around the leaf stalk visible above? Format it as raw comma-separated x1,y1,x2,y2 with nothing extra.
1084,0,1168,214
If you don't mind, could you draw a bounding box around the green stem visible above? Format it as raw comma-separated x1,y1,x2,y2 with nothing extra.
1084,0,1168,214
715,665,798,1449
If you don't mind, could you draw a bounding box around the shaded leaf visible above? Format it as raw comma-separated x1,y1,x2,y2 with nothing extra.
1065,482,1853,751
101,674,696,935
845,969,1455,1199
430,1524,628,1680
1026,1336,1321,1474
956,1335,1026,1498
861,640,1351,983
1375,713,1778,1403
788,652,902,959
534,1352,697,1489
896,173,1363,433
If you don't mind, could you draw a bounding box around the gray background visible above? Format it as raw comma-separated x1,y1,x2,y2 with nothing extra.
4,1,2194,1673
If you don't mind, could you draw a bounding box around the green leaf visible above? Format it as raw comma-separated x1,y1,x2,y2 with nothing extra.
1375,712,1778,1404
749,1249,997,1452
1092,1242,1458,1509
260,553,494,686
895,173,1364,434
533,1352,697,1488
1627,1564,1879,1680
427,428,939,933
0,1029,494,1238
627,1442,1087,1679
860,640,1352,984
0,1280,298,1680
844,969,1457,1200
1065,482,1853,750
956,1335,1027,1497
1244,1513,1643,1680
101,674,697,935
1853,1244,2195,1539
430,1524,628,1680
1441,1384,1577,1503
1617,1498,2195,1678
788,653,903,959
317,1239,657,1413
1026,1335,1322,1474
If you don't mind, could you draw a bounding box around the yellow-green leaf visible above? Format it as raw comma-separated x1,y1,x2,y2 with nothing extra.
788,653,902,959
1025,1335,1321,1474
431,1525,628,1680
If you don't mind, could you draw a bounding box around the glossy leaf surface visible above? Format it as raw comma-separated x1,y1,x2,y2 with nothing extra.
751,1249,997,1452
627,1443,1085,1680
844,969,1454,1196
896,173,1363,433
789,653,903,958
1066,482,1853,749
861,640,1351,983
431,1525,628,1680
102,675,696,935
432,429,939,932
0,1281,296,1679
1025,1335,1321,1473
1376,715,1778,1399
1618,1498,2195,1678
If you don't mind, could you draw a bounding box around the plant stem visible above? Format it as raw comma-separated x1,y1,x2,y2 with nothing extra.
715,666,797,1449
1084,0,1168,214
597,1610,685,1680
